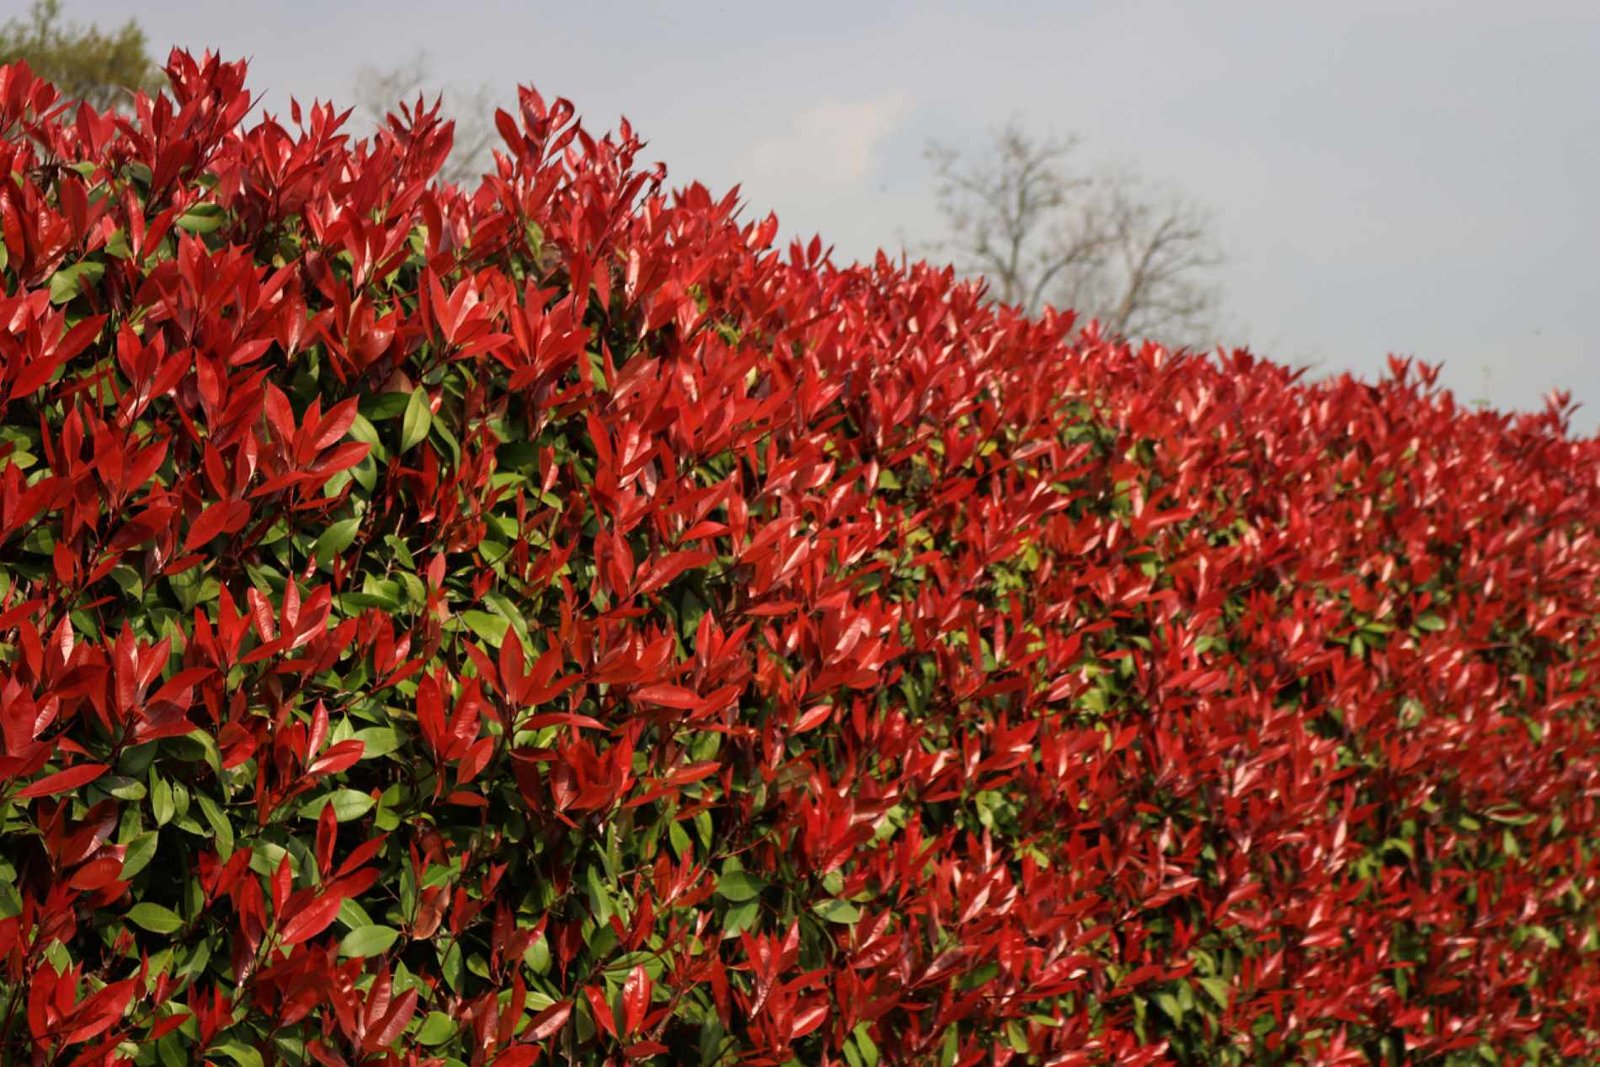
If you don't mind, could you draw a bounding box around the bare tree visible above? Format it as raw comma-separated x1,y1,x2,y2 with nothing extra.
926,119,1224,347
352,50,497,187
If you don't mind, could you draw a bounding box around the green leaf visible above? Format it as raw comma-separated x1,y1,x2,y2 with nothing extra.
176,202,227,235
353,726,403,759
416,1011,456,1045
339,924,401,958
210,1039,265,1067
336,897,376,933
1414,613,1447,632
348,409,384,445
722,897,760,935
299,789,376,823
525,934,551,975
103,775,146,801
151,774,175,826
128,902,184,934
315,517,362,567
459,610,509,648
667,820,691,860
250,843,291,878
1382,836,1415,861
481,591,531,647
49,261,105,305
585,863,614,926
351,453,378,493
813,899,861,924
399,571,426,607
361,392,413,421
440,938,464,993
121,831,160,881
194,794,235,861
1522,924,1560,950
852,1024,881,1067
432,420,461,466
715,870,766,902
400,388,433,452
1199,976,1230,1010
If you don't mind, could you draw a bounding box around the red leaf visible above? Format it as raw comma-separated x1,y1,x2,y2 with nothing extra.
633,684,701,710
625,1041,671,1058
335,834,390,879
312,397,360,451
583,984,616,1038
17,762,107,799
307,739,365,777
2,691,57,756
794,704,833,733
521,712,605,731
365,988,418,1050
271,855,292,916
312,440,370,477
664,761,721,788
789,999,830,1040
58,977,135,1045
494,108,522,152
493,1051,540,1067
10,349,66,398
315,801,337,877
280,890,343,946
621,963,651,1036
458,736,495,784
184,502,243,550
525,1000,572,1040
263,382,296,444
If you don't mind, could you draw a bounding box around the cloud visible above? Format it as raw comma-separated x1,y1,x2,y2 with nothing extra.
739,92,909,185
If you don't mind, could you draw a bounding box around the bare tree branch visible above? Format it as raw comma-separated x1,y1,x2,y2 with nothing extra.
352,50,497,187
925,121,1224,348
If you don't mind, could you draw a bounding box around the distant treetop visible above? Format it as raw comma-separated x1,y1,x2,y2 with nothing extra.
0,0,164,112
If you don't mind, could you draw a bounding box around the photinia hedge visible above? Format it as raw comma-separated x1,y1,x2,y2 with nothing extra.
1,50,1599,1066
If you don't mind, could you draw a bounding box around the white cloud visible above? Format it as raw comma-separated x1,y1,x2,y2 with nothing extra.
738,93,909,185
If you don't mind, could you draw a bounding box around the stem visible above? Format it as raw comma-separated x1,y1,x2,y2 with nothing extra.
0,979,23,1059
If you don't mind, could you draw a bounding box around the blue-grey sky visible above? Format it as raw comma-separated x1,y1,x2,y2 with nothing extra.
65,1,1600,431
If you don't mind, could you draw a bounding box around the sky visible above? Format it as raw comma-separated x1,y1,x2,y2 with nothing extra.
62,0,1600,432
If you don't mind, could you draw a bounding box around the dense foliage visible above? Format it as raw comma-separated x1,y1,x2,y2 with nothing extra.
2,52,1600,1066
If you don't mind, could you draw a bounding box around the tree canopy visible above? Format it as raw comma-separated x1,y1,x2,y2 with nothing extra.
0,0,163,112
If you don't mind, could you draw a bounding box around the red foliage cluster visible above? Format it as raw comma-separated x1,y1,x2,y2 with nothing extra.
2,51,1600,1066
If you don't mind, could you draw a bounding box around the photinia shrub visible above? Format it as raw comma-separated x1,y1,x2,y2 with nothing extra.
1,50,1599,1066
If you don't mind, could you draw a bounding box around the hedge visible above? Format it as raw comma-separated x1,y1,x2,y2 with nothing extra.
2,52,1600,1065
